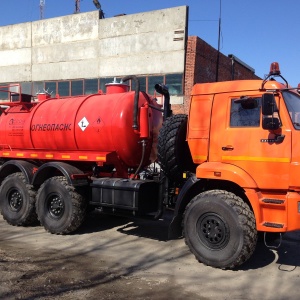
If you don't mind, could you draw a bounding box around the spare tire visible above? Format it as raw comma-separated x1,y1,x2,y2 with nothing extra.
158,114,196,184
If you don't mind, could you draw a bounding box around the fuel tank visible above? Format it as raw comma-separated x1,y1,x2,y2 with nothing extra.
0,88,162,168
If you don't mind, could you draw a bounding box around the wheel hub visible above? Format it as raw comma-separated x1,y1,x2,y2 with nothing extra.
47,195,64,218
8,190,23,212
197,213,229,250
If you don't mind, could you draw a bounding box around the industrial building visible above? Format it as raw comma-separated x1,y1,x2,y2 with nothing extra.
0,6,259,113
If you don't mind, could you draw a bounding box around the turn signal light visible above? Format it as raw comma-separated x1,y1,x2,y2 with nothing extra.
269,62,280,76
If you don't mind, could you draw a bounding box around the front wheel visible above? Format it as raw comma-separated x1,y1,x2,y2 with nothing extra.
36,176,87,234
183,190,257,269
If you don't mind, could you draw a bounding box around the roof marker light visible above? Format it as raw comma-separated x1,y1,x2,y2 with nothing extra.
269,62,280,76
261,61,288,90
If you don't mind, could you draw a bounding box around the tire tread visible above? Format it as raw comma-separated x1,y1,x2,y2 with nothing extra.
36,176,86,235
183,190,257,269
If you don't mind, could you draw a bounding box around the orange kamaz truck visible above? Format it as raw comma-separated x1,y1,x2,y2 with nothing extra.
0,63,299,269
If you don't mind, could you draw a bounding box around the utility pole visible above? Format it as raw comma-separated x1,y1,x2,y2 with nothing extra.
215,0,222,82
40,0,45,20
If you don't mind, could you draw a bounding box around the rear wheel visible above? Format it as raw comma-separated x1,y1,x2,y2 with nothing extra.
0,172,37,226
183,190,257,269
36,176,87,234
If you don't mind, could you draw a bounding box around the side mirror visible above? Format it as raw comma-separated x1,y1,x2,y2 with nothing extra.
262,93,277,115
262,117,280,130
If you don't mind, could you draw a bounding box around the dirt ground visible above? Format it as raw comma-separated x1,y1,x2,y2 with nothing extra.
1,210,300,300
0,211,201,300
0,245,198,300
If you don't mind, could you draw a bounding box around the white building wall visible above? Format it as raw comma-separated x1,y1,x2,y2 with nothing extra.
0,6,187,83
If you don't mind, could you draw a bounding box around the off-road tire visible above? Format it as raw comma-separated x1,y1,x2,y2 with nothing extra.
36,176,87,234
0,172,38,226
158,114,195,184
183,190,257,269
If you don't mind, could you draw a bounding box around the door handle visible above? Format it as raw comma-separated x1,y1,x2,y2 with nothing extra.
222,146,234,151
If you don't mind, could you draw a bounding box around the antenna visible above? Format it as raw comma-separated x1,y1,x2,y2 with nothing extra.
75,0,81,13
40,0,45,20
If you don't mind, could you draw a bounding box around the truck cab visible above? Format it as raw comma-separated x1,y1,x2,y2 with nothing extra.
162,62,300,269
187,63,300,233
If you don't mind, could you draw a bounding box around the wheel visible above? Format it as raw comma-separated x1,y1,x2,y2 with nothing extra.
0,172,37,226
183,190,257,269
36,176,87,234
158,114,196,184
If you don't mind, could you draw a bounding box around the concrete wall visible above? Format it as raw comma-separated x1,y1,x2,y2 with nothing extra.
0,22,32,82
0,6,187,83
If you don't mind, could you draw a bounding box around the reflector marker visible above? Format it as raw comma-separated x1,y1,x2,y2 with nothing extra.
0,150,110,162
96,156,105,161
222,156,290,163
193,155,207,162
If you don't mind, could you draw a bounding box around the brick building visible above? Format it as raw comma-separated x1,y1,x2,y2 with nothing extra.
174,36,260,114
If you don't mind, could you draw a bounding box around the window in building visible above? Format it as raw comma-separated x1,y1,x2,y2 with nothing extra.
0,83,9,100
33,81,44,96
84,79,98,95
130,76,146,92
58,81,70,97
138,77,146,92
148,76,164,95
165,74,183,95
100,77,114,93
230,97,261,127
21,82,32,95
71,80,83,96
45,82,57,96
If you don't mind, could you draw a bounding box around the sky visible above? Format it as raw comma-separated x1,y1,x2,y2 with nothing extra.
0,0,299,86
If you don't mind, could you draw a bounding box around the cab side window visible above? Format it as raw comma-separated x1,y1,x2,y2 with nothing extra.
230,97,261,127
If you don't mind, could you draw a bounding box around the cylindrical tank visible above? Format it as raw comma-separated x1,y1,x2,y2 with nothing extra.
0,90,162,168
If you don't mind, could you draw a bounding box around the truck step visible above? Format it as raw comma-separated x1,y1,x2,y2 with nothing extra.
263,222,284,228
262,199,285,204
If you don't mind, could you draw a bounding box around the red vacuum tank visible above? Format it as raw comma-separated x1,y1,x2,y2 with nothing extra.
0,88,162,168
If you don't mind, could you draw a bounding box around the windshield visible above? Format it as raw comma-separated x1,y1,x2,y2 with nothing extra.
282,91,300,129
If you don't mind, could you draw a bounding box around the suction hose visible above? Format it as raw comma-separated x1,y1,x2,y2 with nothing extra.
121,75,140,130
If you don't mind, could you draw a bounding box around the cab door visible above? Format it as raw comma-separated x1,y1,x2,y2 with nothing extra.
210,92,291,190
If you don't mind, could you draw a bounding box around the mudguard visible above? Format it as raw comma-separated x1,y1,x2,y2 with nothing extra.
196,162,258,189
32,162,87,186
0,160,37,184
